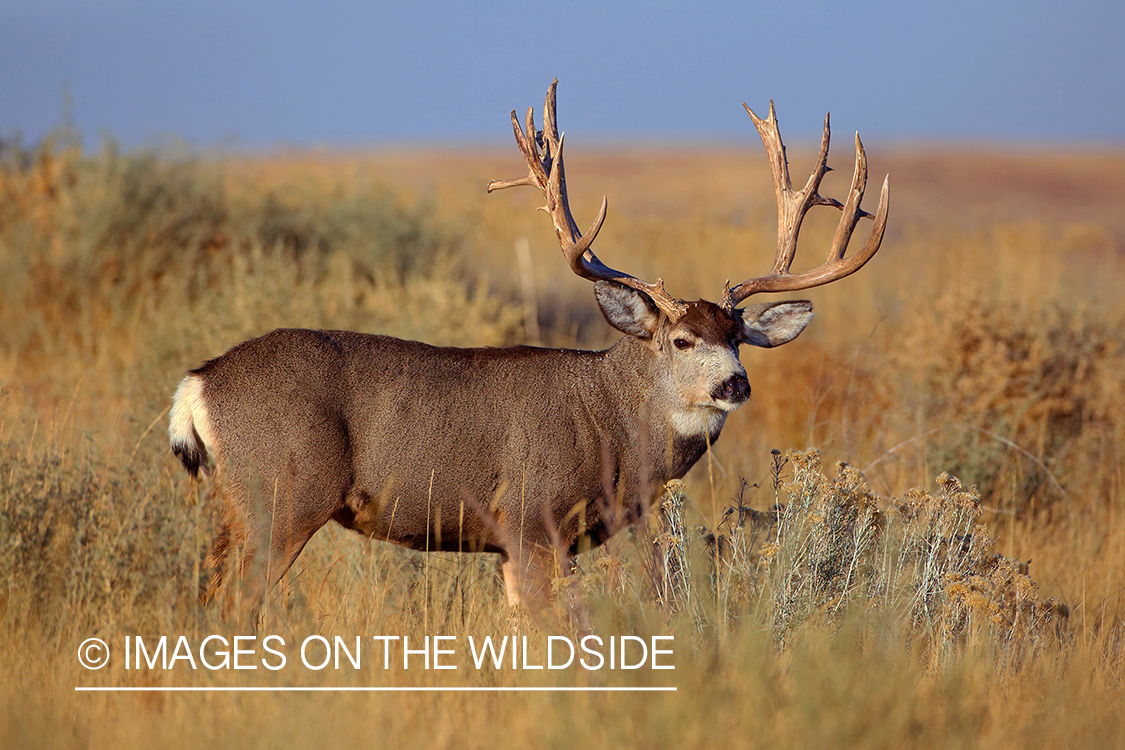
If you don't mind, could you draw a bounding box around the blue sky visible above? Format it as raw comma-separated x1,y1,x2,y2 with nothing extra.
2,0,1122,149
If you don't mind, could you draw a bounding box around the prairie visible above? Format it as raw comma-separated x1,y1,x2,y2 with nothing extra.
1,130,1123,748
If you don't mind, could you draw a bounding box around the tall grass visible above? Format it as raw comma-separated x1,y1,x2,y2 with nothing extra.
1,133,1124,747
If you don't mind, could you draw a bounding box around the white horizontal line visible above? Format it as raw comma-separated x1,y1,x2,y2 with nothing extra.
75,686,676,692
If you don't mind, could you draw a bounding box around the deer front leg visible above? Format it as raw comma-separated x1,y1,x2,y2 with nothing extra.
501,544,557,611
501,543,591,635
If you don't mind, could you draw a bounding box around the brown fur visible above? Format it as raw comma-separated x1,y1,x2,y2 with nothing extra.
171,294,813,623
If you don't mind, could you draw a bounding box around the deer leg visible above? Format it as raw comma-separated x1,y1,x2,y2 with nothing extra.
199,464,347,629
199,483,254,618
501,542,590,634
248,475,351,628
500,557,523,607
210,508,271,629
251,527,317,628
208,504,334,629
222,419,352,627
200,516,233,607
500,544,556,613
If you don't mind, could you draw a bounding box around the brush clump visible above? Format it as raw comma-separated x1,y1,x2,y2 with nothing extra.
645,450,1068,664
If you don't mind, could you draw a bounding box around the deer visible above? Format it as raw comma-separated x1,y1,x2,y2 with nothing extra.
168,80,888,624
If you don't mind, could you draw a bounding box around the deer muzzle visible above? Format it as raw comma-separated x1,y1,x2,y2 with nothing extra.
714,373,751,405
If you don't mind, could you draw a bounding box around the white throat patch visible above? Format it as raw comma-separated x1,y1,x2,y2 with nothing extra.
669,406,729,438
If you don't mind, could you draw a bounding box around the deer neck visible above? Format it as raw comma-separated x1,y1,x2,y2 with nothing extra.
602,336,729,471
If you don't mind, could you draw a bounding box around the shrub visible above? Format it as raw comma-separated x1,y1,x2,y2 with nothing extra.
642,449,1069,663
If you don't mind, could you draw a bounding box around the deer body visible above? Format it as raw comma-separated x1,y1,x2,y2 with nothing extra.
170,80,888,620
178,329,710,556
172,295,810,613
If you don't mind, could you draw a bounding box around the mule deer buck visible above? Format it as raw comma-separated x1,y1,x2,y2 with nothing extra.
169,80,888,622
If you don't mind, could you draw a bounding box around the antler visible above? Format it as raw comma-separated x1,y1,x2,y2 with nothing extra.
720,101,890,311
488,79,688,321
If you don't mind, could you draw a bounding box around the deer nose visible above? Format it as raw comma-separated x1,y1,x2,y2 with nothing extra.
715,374,750,404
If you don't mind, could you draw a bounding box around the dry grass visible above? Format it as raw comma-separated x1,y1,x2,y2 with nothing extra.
1,131,1124,748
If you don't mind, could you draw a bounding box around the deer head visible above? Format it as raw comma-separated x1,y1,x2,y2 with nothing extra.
488,80,889,431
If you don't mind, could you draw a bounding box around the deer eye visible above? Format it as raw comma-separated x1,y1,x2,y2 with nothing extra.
673,337,693,350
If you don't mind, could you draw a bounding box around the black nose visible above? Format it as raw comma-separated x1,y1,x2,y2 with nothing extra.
715,374,750,403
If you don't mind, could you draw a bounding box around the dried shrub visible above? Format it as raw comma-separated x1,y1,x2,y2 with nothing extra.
889,472,1069,665
893,288,1124,511
643,449,1069,662
0,134,522,411
0,438,199,638
760,450,883,640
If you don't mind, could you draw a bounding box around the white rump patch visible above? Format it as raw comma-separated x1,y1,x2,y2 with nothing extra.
168,374,217,457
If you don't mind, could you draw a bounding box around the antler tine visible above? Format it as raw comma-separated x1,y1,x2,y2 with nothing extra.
828,132,879,261
543,80,560,146
721,103,889,310
488,79,688,321
745,101,841,277
486,109,544,193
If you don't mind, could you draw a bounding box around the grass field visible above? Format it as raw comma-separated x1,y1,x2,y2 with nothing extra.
1,128,1123,748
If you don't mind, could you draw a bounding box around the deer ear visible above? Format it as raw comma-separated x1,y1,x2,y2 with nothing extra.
738,300,814,348
594,281,661,339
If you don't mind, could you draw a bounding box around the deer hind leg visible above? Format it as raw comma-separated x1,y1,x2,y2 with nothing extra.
199,483,250,611
200,515,237,608
251,520,326,628
198,488,266,625
200,419,351,627
194,470,298,627
248,466,353,627
200,506,321,629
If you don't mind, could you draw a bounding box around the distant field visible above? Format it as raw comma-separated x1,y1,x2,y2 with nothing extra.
1,138,1123,747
